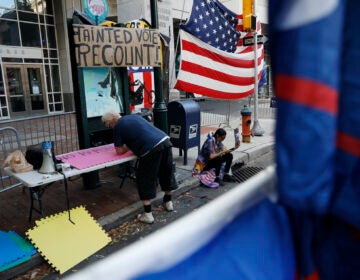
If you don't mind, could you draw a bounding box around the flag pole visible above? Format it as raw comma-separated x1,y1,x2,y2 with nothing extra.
251,0,264,136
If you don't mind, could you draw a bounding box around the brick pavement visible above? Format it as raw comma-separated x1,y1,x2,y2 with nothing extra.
0,120,275,237
0,165,139,236
0,119,275,279
0,125,218,237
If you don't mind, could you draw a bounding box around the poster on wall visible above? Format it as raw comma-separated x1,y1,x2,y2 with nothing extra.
128,66,154,112
83,67,124,118
83,0,109,24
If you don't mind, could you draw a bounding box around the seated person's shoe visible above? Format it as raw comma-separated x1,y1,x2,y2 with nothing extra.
163,201,174,212
214,177,224,186
137,212,154,224
223,173,236,182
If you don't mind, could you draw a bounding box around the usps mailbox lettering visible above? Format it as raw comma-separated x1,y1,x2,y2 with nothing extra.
170,125,181,139
189,124,198,139
167,100,200,165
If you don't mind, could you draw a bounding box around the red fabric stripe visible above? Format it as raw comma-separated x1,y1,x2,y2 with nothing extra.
143,71,153,108
303,270,320,280
181,60,262,86
275,75,338,115
174,80,253,99
128,72,135,111
182,40,256,68
337,131,360,157
236,44,263,54
236,14,261,32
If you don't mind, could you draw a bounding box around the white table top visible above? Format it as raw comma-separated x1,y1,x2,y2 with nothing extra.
5,153,136,188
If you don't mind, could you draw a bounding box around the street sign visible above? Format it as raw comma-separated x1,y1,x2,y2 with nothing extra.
243,35,264,46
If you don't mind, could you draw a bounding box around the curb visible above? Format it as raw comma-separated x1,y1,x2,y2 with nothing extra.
98,175,199,231
99,141,275,231
235,142,275,165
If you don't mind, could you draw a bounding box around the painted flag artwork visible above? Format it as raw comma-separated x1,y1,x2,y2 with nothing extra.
174,0,264,99
128,67,154,111
270,0,360,279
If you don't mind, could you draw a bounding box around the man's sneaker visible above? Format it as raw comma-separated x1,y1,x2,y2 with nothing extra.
163,201,174,212
137,212,154,224
223,173,236,182
214,177,224,186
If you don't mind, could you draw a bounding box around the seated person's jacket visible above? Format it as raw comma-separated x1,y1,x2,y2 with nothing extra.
193,131,223,175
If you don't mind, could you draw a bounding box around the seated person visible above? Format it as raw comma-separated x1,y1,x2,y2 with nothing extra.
194,128,239,185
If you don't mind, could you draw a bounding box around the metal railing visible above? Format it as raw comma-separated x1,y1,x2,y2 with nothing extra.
0,112,79,156
0,127,23,192
0,112,79,192
194,96,276,127
0,97,276,192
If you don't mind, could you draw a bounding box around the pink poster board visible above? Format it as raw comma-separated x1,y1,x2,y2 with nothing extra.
56,144,134,170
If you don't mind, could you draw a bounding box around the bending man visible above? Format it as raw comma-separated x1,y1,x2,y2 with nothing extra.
102,110,178,224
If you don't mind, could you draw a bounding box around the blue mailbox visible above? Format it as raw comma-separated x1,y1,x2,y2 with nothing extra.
168,100,200,165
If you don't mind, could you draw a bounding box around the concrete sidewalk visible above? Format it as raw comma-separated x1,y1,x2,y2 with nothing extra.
174,118,276,171
98,117,275,228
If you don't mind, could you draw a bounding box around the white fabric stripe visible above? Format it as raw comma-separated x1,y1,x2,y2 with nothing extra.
236,44,264,55
182,49,263,77
181,30,264,68
275,0,339,30
178,71,254,93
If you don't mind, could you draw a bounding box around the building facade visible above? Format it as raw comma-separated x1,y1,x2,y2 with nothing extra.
0,0,268,121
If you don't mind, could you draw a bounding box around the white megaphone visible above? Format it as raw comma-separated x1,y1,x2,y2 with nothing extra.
39,141,56,174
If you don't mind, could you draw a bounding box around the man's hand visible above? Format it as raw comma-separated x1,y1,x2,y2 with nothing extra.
115,145,129,155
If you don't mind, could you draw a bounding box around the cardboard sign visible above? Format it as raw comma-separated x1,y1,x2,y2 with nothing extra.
73,24,161,67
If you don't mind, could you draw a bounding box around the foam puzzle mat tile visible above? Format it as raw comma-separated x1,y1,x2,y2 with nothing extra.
0,231,33,272
26,206,111,274
7,231,36,256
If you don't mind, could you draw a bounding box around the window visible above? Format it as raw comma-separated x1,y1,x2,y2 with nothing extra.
20,22,41,47
0,0,64,119
0,19,20,46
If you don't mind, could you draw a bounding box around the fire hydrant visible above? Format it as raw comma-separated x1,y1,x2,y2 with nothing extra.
241,105,252,143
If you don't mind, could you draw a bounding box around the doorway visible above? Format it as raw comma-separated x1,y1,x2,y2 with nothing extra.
3,64,47,117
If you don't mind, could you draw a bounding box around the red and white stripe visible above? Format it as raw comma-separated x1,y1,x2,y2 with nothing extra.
128,67,154,111
174,29,264,99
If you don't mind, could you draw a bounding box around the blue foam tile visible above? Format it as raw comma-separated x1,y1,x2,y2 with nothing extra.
0,231,34,272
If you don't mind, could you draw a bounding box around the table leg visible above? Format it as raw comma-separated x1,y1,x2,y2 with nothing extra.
60,172,75,224
119,161,137,188
28,186,44,221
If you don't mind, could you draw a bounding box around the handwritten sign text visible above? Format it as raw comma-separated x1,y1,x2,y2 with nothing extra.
73,24,161,67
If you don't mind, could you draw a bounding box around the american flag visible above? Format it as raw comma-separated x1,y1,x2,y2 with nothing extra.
174,0,264,99
181,0,240,52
